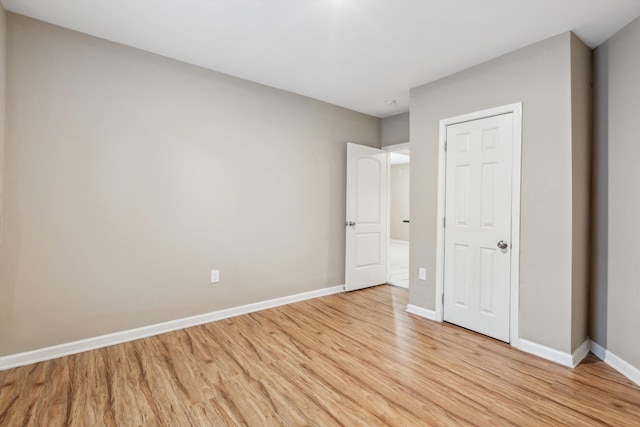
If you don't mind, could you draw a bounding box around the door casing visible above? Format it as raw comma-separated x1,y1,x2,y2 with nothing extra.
435,103,522,348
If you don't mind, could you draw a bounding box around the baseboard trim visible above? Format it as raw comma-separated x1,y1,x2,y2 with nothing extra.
406,304,437,321
590,340,640,386
590,340,606,360
390,239,409,245
0,284,345,371
518,338,588,368
572,339,591,367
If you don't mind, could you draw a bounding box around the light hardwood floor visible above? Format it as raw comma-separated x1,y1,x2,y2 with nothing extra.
1,285,639,426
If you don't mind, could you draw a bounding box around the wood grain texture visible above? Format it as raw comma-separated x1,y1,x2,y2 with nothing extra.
1,285,639,426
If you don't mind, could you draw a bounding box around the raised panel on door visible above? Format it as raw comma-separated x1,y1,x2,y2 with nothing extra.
443,113,513,342
355,232,381,268
356,158,382,224
479,246,497,315
453,244,470,308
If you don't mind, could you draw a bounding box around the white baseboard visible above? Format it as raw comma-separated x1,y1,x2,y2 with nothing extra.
590,340,606,360
518,338,589,368
572,339,591,367
390,239,409,245
590,340,640,386
0,284,345,371
406,304,437,321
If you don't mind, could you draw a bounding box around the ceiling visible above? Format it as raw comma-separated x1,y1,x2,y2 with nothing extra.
3,1,640,118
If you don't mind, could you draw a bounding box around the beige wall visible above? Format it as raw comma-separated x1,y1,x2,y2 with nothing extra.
390,163,410,241
590,34,609,349
0,5,6,348
381,112,409,146
569,34,592,351
592,16,640,369
0,5,5,231
410,33,587,353
0,14,380,355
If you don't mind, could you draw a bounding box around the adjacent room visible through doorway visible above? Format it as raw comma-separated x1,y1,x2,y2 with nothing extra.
388,240,409,288
388,148,410,288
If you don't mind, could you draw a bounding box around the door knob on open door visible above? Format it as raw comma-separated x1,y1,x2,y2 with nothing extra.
497,240,508,249
345,221,356,227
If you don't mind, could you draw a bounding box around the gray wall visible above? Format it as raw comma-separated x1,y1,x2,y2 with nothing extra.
390,163,410,241
569,34,592,351
0,4,5,239
410,33,590,353
381,112,409,146
592,16,640,369
0,14,380,355
590,31,609,349
0,5,6,348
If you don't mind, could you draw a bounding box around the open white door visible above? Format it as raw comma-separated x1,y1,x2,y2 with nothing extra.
345,143,388,292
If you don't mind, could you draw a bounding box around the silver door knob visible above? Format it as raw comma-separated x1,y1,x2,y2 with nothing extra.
497,240,508,249
345,221,356,227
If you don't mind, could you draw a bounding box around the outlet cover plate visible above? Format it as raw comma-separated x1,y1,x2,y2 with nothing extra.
211,270,220,283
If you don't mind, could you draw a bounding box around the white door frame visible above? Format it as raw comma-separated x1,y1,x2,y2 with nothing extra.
382,142,410,151
434,103,522,348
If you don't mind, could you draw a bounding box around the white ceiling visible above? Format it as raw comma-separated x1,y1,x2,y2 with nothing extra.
3,0,640,118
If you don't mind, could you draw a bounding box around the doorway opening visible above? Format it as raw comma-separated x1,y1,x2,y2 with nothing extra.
344,142,410,292
384,144,410,289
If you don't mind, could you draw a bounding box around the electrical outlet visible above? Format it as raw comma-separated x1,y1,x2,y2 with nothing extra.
210,269,220,283
419,268,426,281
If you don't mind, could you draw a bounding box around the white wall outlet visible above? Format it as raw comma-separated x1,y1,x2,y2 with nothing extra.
210,269,220,283
418,268,426,281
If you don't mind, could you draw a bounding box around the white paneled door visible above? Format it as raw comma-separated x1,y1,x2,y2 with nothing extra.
345,143,388,292
443,114,513,342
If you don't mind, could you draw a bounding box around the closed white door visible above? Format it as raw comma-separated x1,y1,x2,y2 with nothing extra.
443,113,513,342
345,143,387,292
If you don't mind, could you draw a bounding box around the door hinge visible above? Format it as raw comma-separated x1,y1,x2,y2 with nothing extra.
443,217,446,228
442,293,445,304
444,140,447,152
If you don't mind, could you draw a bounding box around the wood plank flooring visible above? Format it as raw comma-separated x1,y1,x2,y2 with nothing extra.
1,285,639,426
